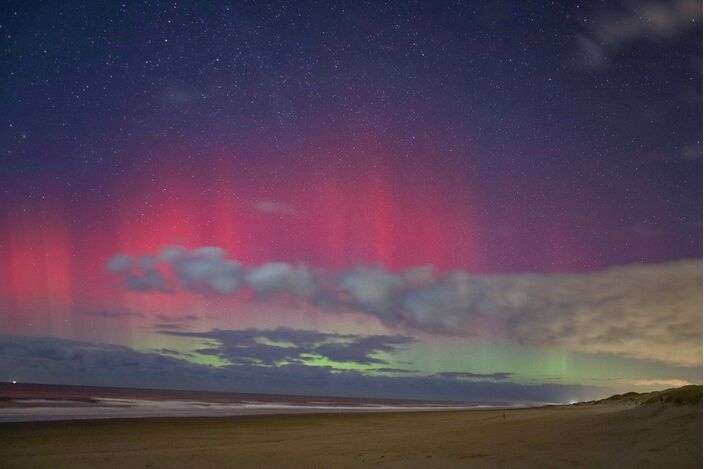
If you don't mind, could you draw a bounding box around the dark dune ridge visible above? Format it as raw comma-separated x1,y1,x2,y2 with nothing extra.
582,384,703,406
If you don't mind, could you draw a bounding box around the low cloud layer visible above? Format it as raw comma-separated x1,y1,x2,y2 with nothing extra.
107,246,702,366
161,327,415,367
434,372,514,381
0,335,603,403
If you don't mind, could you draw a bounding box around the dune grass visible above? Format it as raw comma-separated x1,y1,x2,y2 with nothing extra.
643,385,703,406
584,385,703,406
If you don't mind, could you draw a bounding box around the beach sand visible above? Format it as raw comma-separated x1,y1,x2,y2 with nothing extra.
1,402,700,468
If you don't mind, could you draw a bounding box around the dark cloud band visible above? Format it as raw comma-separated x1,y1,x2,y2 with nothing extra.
0,334,602,403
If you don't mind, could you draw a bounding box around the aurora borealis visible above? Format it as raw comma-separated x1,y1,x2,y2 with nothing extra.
0,1,701,402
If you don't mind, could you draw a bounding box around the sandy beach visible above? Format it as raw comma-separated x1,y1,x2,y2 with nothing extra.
1,401,700,469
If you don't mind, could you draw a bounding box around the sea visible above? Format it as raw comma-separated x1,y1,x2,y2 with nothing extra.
0,382,521,422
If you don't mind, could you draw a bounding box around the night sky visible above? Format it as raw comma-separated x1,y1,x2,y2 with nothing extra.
0,1,701,402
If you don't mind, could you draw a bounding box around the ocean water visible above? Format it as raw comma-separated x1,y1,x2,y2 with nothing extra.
0,382,519,422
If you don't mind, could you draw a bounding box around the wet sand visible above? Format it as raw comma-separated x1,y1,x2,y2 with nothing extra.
1,402,700,468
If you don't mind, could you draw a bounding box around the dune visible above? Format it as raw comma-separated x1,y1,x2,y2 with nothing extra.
579,384,703,407
0,386,701,468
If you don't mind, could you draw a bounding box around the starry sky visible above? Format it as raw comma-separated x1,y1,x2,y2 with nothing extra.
0,1,701,402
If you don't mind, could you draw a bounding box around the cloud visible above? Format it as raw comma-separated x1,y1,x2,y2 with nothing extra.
252,200,300,217
434,372,514,381
313,335,415,365
107,246,702,367
336,267,406,326
0,334,605,403
152,323,189,330
573,34,609,69
593,0,701,44
574,0,702,69
247,263,316,297
153,313,200,322
372,367,419,374
108,246,312,297
106,254,134,272
615,378,692,388
346,260,701,367
498,261,702,367
163,86,195,105
160,327,415,367
0,335,211,386
681,143,703,160
166,246,244,295
106,253,169,293
82,310,145,319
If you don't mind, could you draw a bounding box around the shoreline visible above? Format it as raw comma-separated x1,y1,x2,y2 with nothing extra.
0,400,532,423
0,382,535,423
